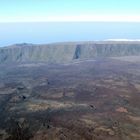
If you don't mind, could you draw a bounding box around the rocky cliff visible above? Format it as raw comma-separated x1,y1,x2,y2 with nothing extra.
1,41,140,64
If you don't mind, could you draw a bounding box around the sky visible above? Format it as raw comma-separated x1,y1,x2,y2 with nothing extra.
0,22,140,47
0,0,140,22
0,0,140,47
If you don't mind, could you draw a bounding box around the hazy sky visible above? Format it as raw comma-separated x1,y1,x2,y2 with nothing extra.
0,1,140,47
0,0,140,22
0,22,140,47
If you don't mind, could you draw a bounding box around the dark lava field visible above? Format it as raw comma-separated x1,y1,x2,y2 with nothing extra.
0,58,140,140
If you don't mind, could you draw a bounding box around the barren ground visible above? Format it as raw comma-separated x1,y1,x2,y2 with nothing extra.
0,58,140,140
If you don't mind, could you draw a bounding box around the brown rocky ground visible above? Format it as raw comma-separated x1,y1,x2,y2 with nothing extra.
0,58,140,140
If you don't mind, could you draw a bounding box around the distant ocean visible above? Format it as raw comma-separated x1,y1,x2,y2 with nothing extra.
0,22,140,47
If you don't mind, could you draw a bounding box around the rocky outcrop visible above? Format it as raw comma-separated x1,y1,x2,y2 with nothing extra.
1,41,140,64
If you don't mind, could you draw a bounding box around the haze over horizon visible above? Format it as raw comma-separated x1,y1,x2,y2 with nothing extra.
0,1,140,47
0,22,140,47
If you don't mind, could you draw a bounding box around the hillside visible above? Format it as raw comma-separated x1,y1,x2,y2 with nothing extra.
1,41,140,63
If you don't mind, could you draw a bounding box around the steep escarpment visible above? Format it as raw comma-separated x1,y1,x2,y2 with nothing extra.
0,43,76,63
1,41,140,64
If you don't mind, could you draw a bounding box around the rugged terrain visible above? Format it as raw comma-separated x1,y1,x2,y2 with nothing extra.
0,42,140,140
1,41,140,63
0,57,140,140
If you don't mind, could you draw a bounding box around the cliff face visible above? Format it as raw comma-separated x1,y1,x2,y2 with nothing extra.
1,41,140,64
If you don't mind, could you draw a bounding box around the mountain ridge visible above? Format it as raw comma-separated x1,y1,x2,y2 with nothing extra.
1,41,140,64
